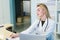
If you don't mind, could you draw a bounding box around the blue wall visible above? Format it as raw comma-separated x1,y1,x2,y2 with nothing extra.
9,0,16,30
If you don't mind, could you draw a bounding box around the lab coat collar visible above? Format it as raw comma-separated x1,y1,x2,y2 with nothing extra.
43,18,48,28
40,18,48,28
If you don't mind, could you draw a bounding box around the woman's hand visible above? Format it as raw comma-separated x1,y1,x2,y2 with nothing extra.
10,33,19,38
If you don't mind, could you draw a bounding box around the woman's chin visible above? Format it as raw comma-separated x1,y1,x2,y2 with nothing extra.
37,16,41,19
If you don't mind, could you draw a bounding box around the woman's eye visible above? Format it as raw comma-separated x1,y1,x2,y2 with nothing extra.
43,9,44,11
42,9,45,11
37,9,40,11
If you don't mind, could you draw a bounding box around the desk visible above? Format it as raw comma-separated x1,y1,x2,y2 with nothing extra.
0,24,15,40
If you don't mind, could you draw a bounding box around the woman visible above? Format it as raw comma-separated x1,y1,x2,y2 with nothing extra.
10,3,55,40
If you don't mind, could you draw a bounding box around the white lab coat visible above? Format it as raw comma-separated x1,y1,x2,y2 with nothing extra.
20,18,55,40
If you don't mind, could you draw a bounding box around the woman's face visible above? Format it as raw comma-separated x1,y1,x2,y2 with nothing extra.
37,5,47,18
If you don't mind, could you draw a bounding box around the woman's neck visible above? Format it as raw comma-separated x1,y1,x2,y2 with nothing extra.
40,15,47,21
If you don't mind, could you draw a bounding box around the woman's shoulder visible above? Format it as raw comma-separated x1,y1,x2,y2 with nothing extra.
48,18,55,24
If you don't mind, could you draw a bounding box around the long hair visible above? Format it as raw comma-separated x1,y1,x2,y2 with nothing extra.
37,3,51,18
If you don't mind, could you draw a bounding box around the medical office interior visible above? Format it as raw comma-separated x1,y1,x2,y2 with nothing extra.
0,0,60,40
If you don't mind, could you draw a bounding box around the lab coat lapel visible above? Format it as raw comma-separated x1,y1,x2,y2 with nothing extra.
40,20,42,27
39,20,42,30
42,19,47,31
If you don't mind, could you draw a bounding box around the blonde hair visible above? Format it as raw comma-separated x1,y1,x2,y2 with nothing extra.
37,3,51,18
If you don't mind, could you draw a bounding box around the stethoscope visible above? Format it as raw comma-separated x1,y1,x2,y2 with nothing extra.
29,18,48,34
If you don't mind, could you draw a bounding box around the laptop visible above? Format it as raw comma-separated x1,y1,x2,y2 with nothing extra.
20,33,46,40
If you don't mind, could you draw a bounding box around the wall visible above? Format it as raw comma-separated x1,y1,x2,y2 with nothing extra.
31,0,37,24
31,0,56,24
0,0,11,25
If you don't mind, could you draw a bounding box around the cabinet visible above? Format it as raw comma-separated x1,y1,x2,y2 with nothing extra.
56,0,60,34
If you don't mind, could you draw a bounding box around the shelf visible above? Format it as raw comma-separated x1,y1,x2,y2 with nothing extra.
41,0,56,2
56,32,60,35
39,1,56,3
57,0,60,2
57,1,60,2
36,0,56,4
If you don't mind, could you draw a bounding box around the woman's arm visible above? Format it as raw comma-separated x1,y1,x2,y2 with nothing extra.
10,20,38,38
20,20,38,34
